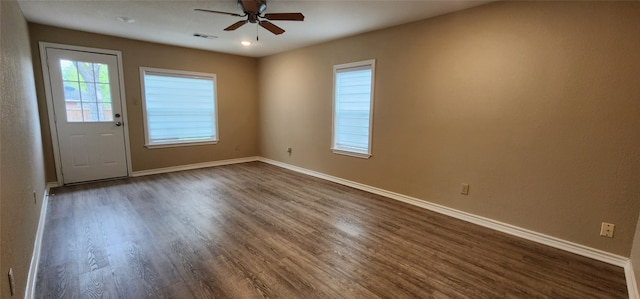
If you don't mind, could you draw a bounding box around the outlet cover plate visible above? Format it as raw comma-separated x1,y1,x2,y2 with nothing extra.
600,222,615,238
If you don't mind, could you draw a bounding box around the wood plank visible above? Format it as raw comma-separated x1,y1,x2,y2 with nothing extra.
36,162,628,298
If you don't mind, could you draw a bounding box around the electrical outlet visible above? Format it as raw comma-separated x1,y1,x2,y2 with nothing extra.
286,147,292,154
460,183,470,195
600,222,615,238
8,268,15,296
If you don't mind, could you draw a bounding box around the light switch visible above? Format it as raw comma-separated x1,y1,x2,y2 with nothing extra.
460,183,470,195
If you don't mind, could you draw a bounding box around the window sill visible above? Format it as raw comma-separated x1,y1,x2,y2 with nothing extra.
332,148,371,159
145,140,218,149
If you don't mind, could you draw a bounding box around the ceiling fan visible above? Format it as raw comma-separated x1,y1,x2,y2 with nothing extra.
195,0,304,36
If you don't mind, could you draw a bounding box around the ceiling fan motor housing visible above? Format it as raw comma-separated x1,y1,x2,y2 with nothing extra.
239,0,268,23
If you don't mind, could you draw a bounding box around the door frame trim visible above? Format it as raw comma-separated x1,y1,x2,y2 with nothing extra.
39,42,133,185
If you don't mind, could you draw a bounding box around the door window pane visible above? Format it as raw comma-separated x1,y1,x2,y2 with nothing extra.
83,103,100,122
94,63,110,83
59,59,113,122
63,81,81,102
100,103,114,121
97,83,111,103
61,60,79,81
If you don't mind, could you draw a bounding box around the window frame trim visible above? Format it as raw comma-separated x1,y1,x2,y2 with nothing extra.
139,67,219,149
331,59,376,159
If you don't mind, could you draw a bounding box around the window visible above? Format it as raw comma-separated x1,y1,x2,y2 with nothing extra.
60,59,113,122
332,60,375,158
140,67,218,148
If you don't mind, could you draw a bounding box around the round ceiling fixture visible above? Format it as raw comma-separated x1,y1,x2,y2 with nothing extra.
241,41,251,46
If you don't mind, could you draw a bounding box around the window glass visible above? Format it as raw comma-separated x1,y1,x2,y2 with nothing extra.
60,59,113,122
332,60,375,158
140,67,218,147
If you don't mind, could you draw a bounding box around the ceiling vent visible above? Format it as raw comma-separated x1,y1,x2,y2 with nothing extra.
193,33,218,39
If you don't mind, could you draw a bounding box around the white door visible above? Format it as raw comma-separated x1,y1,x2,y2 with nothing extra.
45,47,129,184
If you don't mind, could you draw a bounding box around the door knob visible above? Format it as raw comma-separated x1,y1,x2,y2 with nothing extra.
115,122,122,126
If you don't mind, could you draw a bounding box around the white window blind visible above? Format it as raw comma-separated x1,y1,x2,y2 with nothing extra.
332,60,375,158
140,68,218,148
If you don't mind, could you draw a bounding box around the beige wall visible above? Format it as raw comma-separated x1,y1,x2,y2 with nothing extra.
0,1,48,297
28,24,260,182
258,1,640,256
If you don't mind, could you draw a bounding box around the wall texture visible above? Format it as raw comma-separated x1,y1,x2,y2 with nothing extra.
258,1,640,256
29,24,260,182
0,1,48,297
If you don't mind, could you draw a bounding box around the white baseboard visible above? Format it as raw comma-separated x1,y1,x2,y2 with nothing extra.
131,156,260,177
625,261,640,299
257,158,629,265
24,182,57,299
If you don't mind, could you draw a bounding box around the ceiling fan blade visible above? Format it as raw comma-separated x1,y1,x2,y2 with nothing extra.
194,8,245,18
259,21,285,35
224,20,248,31
263,13,305,21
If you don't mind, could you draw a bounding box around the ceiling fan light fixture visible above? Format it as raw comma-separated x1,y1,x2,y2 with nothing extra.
116,16,135,24
241,41,252,46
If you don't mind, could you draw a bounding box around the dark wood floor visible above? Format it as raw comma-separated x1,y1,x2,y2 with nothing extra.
36,162,627,298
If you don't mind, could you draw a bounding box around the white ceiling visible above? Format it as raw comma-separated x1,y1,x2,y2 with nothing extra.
18,0,492,58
